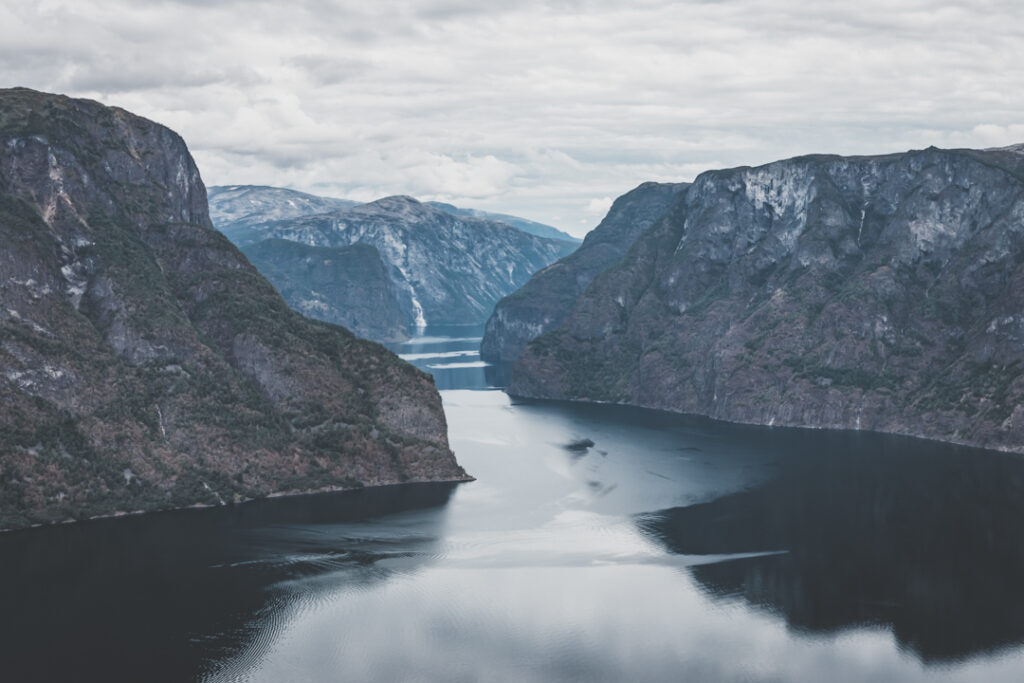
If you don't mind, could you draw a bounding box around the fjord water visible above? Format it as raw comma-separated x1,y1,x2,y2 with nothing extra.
4,328,1024,681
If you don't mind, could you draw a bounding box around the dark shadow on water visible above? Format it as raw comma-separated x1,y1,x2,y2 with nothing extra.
637,428,1024,664
0,482,459,683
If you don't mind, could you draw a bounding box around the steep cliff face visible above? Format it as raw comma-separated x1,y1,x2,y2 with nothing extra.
233,196,578,328
481,182,688,362
241,239,408,342
509,145,1024,453
0,88,468,530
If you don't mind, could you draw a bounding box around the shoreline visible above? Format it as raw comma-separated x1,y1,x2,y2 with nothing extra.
0,472,475,535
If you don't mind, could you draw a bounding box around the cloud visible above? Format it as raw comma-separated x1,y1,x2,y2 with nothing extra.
584,196,613,219
4,0,1023,236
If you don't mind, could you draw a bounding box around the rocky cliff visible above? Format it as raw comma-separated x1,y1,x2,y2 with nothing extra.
481,182,688,362
229,196,578,329
509,145,1024,453
241,239,408,342
0,88,468,530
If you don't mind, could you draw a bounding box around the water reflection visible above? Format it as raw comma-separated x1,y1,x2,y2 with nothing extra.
638,430,1024,663
0,483,457,683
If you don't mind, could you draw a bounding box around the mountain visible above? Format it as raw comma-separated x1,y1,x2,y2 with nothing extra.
241,239,408,342
0,88,468,531
207,185,357,245
425,201,579,242
480,182,688,362
508,145,1024,454
230,196,578,330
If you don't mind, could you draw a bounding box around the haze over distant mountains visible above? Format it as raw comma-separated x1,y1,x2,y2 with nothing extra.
423,201,580,243
209,186,578,244
207,186,358,245
208,186,578,341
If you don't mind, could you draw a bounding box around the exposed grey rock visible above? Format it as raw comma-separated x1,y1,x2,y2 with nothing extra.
509,145,1024,454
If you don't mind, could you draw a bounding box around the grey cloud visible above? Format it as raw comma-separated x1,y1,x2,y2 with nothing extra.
60,63,262,94
5,0,1022,235
284,54,375,86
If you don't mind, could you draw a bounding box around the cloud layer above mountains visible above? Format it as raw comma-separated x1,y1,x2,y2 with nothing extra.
4,0,1022,235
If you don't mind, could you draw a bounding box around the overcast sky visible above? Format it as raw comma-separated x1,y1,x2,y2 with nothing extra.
3,0,1023,236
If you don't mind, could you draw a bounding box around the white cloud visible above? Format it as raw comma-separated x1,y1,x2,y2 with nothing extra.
584,196,614,219
3,0,1023,236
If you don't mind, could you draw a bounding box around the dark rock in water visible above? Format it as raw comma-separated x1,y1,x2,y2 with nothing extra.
0,88,469,531
565,438,595,452
212,192,577,334
508,144,1024,454
241,239,408,342
481,182,688,362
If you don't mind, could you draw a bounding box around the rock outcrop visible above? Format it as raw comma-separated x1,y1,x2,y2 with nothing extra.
509,145,1024,453
481,182,688,362
0,88,468,530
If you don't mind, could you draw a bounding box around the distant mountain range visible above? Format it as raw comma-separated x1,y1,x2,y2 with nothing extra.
424,201,580,242
209,185,578,243
207,185,357,244
208,187,578,341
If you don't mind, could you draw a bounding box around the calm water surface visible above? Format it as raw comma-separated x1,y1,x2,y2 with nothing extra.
4,326,1024,681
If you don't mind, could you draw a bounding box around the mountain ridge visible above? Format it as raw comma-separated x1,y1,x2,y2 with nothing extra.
508,143,1024,454
209,185,577,242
